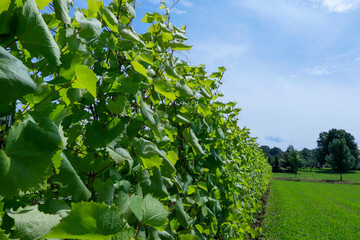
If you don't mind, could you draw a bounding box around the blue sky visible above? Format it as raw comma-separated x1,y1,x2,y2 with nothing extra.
75,0,360,150
133,0,360,150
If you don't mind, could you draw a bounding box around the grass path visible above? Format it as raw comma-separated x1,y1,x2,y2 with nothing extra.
272,168,360,182
262,180,360,240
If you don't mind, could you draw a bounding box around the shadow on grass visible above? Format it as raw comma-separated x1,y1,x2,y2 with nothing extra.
313,169,358,175
273,177,360,185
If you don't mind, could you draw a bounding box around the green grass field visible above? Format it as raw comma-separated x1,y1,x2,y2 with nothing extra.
273,168,360,182
262,180,360,240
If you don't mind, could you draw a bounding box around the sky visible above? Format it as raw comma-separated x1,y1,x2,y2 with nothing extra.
74,0,360,150
132,0,360,150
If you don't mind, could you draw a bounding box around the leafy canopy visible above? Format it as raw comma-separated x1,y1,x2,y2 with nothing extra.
0,0,271,239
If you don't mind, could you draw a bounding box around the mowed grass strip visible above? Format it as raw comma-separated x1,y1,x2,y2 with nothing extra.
273,168,360,183
262,180,360,240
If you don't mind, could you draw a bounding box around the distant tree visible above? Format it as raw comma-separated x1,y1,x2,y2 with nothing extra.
288,150,301,177
261,146,284,172
300,148,317,171
317,129,359,167
260,145,271,164
260,145,270,158
326,138,356,181
273,155,281,172
269,147,283,158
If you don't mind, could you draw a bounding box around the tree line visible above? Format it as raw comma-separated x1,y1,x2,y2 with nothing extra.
260,129,360,180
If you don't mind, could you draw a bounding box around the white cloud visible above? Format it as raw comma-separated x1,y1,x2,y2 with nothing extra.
314,0,360,12
171,8,187,15
180,0,194,8
189,40,249,72
307,66,330,75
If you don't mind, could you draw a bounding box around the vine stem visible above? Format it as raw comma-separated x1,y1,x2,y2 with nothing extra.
93,162,114,177
47,173,57,183
5,38,17,49
117,0,123,19
134,222,141,240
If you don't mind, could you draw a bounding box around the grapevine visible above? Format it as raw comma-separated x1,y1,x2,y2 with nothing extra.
0,0,271,239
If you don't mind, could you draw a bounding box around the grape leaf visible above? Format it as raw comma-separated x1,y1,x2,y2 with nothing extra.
75,8,101,39
111,227,136,240
168,41,192,50
52,153,91,202
184,128,205,155
0,46,38,104
131,61,148,77
107,95,130,116
53,0,72,25
102,8,118,33
35,0,51,9
119,25,144,45
180,234,201,240
154,79,176,101
17,0,61,66
141,195,169,227
6,205,61,240
140,98,155,125
106,146,133,170
46,202,126,240
129,195,143,221
0,0,11,14
74,65,98,98
0,118,61,197
175,196,189,227
125,2,136,19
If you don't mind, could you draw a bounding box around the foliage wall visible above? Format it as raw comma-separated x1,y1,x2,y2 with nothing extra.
0,0,272,239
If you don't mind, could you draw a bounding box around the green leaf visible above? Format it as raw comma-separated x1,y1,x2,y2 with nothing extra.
35,0,51,9
85,120,125,149
0,118,61,197
166,151,179,166
176,80,194,98
164,60,180,80
140,98,155,125
141,195,168,227
6,205,61,240
0,0,11,14
197,182,208,192
74,65,98,98
106,146,133,170
125,2,136,19
46,202,126,240
53,0,72,25
107,95,130,116
136,138,176,174
0,228,9,240
180,234,201,240
0,46,38,104
131,61,148,78
184,128,205,155
140,155,163,169
168,41,192,50
174,114,190,124
93,178,115,206
119,25,144,44
75,8,102,39
17,0,61,66
175,196,189,227
52,153,91,202
111,227,136,240
102,8,119,33
129,195,143,221
154,79,176,101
